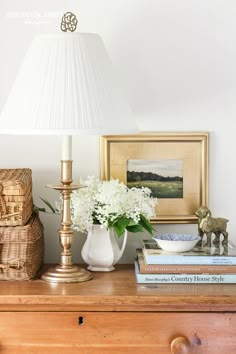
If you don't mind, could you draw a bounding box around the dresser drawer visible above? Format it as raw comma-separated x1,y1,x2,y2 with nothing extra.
0,312,236,353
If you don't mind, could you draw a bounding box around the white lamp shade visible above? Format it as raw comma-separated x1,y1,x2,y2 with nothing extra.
0,33,137,135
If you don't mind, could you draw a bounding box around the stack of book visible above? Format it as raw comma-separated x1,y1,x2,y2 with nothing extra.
135,240,236,284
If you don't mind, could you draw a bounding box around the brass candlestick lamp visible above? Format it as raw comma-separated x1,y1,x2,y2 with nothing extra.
42,14,93,283
0,12,137,283
42,158,92,283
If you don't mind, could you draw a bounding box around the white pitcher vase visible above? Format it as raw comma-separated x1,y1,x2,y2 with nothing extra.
81,224,128,271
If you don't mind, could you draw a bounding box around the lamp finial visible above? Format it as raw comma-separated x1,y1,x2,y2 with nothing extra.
61,12,78,32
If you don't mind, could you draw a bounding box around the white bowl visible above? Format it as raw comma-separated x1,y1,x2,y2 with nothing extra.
152,234,201,253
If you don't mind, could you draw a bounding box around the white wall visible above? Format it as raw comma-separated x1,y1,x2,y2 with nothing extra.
0,0,235,263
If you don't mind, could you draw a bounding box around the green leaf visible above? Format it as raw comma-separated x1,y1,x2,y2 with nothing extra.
112,216,130,237
140,214,156,235
126,224,144,233
127,219,137,226
34,206,47,213
116,216,130,229
40,197,56,213
113,224,124,238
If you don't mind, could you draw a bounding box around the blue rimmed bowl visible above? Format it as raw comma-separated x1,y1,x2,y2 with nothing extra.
152,234,201,253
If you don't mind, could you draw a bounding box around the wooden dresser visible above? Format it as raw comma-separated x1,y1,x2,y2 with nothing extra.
0,265,236,354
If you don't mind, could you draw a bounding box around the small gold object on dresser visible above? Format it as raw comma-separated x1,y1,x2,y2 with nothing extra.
0,212,44,280
0,168,33,226
195,206,229,247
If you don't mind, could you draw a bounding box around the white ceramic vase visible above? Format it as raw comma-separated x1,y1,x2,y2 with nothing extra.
81,224,128,271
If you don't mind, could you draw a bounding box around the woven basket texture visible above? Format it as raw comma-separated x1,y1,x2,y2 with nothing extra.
0,213,44,280
0,169,33,226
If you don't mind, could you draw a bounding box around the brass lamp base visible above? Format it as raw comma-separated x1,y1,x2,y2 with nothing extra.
41,264,92,283
41,159,93,283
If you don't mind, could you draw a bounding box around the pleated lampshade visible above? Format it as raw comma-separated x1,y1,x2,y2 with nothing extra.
0,32,136,135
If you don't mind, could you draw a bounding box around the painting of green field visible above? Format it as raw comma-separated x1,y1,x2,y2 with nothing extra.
127,180,183,198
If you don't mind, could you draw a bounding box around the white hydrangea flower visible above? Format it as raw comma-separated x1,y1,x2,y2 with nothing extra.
71,177,157,234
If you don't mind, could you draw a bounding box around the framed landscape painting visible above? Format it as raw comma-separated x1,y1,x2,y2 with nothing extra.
127,159,183,199
100,133,208,224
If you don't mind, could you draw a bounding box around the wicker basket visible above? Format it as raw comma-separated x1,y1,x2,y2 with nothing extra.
0,213,44,280
0,169,33,226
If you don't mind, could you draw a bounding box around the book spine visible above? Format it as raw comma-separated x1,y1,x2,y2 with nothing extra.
134,263,236,283
143,251,236,265
138,262,236,274
135,273,236,284
145,257,236,265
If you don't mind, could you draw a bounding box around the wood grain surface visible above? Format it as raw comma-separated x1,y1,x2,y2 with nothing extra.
0,265,236,312
1,265,236,353
0,312,236,353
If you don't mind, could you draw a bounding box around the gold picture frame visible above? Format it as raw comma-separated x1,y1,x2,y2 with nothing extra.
100,133,208,224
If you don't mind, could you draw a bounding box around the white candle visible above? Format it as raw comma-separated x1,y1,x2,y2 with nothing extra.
62,135,72,160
